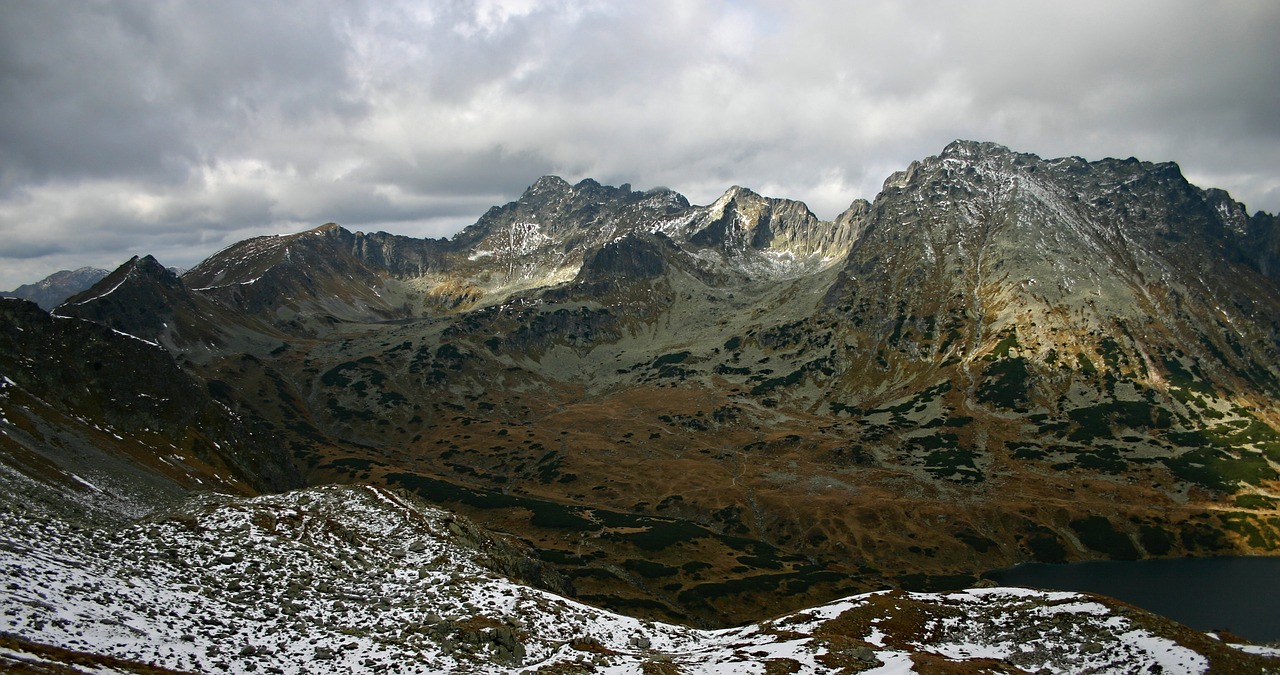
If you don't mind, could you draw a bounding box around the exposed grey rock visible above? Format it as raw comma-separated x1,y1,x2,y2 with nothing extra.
2,266,109,310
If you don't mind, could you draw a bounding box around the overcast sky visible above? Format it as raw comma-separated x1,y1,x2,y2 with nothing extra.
2,0,1278,289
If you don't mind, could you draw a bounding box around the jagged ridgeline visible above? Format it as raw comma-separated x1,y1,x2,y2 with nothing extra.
8,141,1280,631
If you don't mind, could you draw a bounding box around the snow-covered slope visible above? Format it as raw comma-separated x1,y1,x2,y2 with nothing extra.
1,484,1274,674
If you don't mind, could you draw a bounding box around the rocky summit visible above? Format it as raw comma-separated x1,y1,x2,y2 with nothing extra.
1,141,1279,673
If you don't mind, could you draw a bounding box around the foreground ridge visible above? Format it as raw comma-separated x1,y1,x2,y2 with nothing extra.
0,484,1276,674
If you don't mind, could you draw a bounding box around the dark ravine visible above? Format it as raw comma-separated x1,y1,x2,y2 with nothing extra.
1,141,1279,671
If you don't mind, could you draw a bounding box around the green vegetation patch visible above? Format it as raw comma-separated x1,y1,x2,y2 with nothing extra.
953,529,997,553
386,472,595,531
319,457,383,472
1169,415,1280,454
591,509,720,551
652,351,691,367
609,520,714,551
1161,354,1212,392
1022,527,1067,563
921,446,983,483
1163,448,1277,492
977,357,1029,409
1077,353,1097,377
1098,336,1126,370
1070,516,1139,560
750,367,807,396
1234,494,1279,510
1138,524,1174,556
1067,400,1170,442
677,568,847,604
1007,442,1047,460
1179,521,1228,552
320,361,362,387
529,506,595,530
624,559,681,578
987,330,1020,360
1069,446,1129,474
1218,513,1276,549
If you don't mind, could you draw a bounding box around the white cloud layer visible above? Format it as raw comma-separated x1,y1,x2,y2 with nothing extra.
2,0,1278,288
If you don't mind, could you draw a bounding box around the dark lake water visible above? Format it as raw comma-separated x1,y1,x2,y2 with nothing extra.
986,556,1280,643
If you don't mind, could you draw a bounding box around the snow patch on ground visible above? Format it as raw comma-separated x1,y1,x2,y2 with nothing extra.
0,485,1272,674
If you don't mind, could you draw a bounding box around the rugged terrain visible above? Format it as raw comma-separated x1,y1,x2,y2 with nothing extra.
2,267,109,310
2,483,1277,674
2,140,1280,670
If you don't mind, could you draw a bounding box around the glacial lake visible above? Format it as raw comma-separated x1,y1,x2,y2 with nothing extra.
986,556,1280,643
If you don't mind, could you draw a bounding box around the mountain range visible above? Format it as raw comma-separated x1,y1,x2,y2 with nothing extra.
2,140,1279,672
2,266,110,310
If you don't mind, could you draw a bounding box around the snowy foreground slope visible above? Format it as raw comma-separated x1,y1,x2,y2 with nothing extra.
1,485,1276,674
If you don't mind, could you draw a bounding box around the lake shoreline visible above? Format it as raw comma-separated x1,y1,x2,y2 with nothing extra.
984,555,1280,643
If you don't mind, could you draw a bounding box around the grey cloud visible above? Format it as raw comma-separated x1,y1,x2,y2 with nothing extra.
359,146,559,198
0,1,359,188
0,240,67,261
1,0,1278,290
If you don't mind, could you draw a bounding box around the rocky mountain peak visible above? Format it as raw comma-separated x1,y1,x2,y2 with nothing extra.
525,174,573,196
940,138,1015,159
55,253,249,352
501,175,641,216
2,266,110,310
62,254,180,308
132,253,181,281
829,139,1280,415
689,185,855,266
710,184,763,206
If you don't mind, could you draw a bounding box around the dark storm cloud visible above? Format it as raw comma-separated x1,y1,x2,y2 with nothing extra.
0,2,359,191
1,0,1278,289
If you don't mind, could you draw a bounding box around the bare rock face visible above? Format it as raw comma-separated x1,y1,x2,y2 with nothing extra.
689,186,830,256
2,266,109,310
1240,206,1280,278
825,139,1280,397
577,232,675,285
444,177,693,295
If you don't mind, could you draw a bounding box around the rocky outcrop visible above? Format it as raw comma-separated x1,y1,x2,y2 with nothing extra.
689,185,856,261
1242,208,1280,278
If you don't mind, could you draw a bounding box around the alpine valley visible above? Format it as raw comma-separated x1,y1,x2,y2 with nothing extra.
3,141,1280,674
